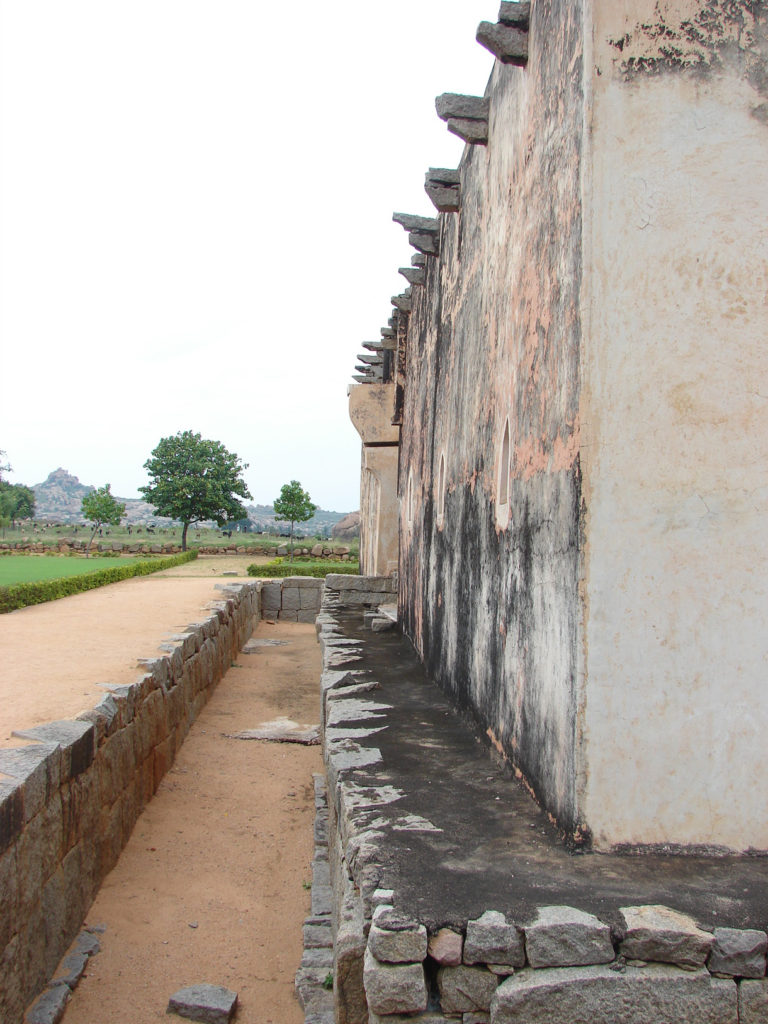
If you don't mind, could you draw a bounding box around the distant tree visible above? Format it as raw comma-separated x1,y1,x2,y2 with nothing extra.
140,430,252,551
273,480,317,561
0,453,36,531
0,482,35,528
81,484,125,556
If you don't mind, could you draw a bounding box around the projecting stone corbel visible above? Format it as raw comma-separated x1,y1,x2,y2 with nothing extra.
435,93,489,145
392,212,439,233
381,328,395,339
362,341,383,352
358,354,383,366
393,211,440,257
409,232,439,256
476,20,529,65
391,290,413,313
411,253,427,268
498,1,531,28
399,267,425,286
425,168,460,213
352,374,370,383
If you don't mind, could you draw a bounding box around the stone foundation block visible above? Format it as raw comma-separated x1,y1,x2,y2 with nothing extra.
363,948,427,1015
437,964,499,1013
261,583,281,611
281,587,301,610
739,979,768,1024
708,928,767,978
368,907,428,963
620,905,714,967
491,964,736,1024
300,589,321,609
525,905,614,968
464,910,524,967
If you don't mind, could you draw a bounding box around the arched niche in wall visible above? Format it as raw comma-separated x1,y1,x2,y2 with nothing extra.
436,451,446,530
496,417,511,530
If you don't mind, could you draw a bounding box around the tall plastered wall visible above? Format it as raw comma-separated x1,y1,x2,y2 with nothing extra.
396,0,767,851
400,0,586,844
580,0,768,849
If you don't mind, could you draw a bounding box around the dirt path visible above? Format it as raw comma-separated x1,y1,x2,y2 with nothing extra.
59,619,321,1024
0,576,233,746
0,556,269,746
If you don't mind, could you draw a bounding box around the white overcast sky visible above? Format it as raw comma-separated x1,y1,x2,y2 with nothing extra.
0,1,493,512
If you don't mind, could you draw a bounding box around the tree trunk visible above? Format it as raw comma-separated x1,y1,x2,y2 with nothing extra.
86,525,98,557
182,522,188,552
289,521,294,562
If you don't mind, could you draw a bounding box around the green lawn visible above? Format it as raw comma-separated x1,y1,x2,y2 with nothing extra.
0,555,141,587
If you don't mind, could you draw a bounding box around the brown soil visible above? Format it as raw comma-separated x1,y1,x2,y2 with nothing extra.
0,557,271,747
2,575,322,1023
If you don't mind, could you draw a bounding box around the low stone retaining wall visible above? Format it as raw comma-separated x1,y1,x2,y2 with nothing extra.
312,579,768,1024
0,582,260,1024
261,577,325,623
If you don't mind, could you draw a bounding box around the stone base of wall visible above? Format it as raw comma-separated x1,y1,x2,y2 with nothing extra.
0,582,260,1024
311,580,768,1024
260,577,325,623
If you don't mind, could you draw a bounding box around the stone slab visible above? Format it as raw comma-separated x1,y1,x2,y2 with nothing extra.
708,927,767,978
48,951,88,990
10,720,94,779
491,965,736,1024
25,984,71,1024
363,948,427,1015
369,909,428,963
167,983,237,1024
437,964,499,1013
465,910,524,967
620,905,714,967
429,927,463,966
525,905,614,968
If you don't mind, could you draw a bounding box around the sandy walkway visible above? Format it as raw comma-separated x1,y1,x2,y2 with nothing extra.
62,620,321,1024
2,575,323,1023
0,575,233,746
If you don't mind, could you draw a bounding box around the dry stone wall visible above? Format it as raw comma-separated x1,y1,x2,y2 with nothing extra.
0,581,259,1024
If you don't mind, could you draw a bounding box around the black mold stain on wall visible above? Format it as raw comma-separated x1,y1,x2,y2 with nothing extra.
610,0,768,102
399,0,586,843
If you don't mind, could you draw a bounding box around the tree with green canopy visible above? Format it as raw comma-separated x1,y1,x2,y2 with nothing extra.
81,484,126,556
273,480,317,561
0,451,36,529
140,430,252,551
0,483,35,527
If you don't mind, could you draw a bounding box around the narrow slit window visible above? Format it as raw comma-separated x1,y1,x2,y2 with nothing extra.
436,452,446,528
496,418,511,529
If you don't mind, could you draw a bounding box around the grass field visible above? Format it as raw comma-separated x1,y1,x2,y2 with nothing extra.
0,555,141,587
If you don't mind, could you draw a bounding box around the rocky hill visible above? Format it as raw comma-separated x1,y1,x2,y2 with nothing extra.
33,469,358,535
